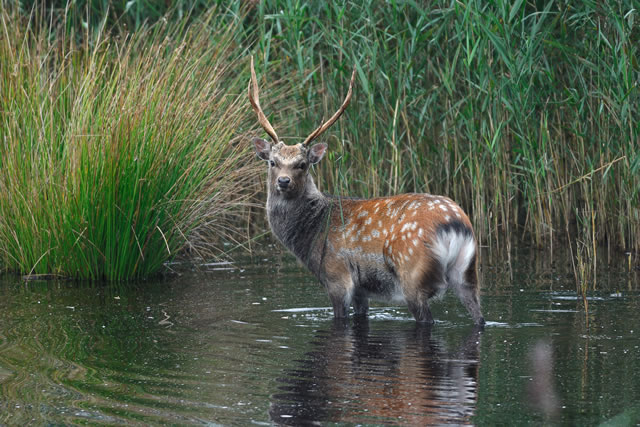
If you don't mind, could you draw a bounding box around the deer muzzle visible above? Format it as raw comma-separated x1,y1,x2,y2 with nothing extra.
277,176,291,191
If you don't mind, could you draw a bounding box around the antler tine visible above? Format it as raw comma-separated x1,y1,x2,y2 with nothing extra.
248,57,279,143
302,66,356,147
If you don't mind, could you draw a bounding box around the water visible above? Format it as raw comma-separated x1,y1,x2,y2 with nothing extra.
1,245,639,425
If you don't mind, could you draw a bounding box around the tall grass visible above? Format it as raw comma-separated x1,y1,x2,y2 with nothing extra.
3,1,639,282
244,0,639,258
0,6,260,280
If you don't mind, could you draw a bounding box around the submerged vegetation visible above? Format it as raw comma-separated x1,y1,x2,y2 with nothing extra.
1,0,638,280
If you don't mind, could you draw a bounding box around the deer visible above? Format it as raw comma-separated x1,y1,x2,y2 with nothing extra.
248,58,484,325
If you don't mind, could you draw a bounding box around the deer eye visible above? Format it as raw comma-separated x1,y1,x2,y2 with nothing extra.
270,160,276,167
298,162,306,170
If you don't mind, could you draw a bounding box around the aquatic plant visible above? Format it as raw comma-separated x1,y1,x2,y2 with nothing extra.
0,6,260,280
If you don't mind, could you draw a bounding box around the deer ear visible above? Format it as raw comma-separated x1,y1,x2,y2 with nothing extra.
253,138,271,161
308,143,328,164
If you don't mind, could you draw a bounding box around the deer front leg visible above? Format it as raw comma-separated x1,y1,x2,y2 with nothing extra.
322,261,354,319
331,299,349,318
324,279,353,319
352,290,369,316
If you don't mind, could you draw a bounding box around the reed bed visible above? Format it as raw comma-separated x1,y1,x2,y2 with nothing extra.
0,5,261,280
243,0,639,258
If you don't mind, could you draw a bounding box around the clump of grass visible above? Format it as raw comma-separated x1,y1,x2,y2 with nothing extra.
0,6,260,280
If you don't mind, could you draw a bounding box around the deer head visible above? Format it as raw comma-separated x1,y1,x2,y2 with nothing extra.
249,57,355,198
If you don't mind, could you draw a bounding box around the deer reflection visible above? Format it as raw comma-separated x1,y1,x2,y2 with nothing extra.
270,319,482,425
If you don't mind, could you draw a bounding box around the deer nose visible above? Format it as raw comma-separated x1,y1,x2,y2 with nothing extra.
277,176,291,188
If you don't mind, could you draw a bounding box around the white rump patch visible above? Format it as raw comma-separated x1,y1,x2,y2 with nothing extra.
431,229,476,286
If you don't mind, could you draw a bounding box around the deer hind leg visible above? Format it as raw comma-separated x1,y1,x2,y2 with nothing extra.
407,297,435,324
404,256,443,324
451,256,485,325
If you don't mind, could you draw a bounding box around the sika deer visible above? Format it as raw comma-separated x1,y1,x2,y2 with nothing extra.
249,58,484,325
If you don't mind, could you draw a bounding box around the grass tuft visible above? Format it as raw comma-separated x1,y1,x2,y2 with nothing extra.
0,5,261,280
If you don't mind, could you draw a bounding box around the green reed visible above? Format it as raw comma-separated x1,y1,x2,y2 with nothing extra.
0,6,260,279
243,0,639,257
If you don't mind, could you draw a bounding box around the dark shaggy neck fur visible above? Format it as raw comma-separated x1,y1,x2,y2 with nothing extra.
267,175,331,275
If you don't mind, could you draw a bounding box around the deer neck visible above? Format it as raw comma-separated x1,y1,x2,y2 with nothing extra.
266,175,330,272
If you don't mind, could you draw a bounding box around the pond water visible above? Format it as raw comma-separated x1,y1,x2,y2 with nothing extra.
1,244,639,425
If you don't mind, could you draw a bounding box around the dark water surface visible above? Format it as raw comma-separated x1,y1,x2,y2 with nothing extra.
1,245,639,425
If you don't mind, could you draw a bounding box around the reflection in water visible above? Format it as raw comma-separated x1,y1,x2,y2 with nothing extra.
527,339,560,419
1,246,638,424
270,319,483,425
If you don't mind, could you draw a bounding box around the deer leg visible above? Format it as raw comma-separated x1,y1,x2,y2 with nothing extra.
352,291,369,316
330,294,350,318
453,263,485,326
326,280,352,319
454,285,484,325
407,299,434,324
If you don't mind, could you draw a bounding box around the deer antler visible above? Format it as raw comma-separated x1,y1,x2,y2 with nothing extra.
248,57,279,143
302,66,356,147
